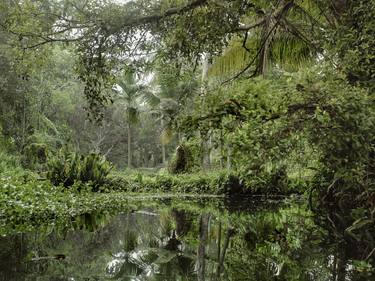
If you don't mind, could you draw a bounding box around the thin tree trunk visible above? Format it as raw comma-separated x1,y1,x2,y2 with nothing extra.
202,132,211,170
335,251,347,281
162,144,166,165
21,93,27,150
201,53,211,171
127,123,132,168
209,134,213,167
226,145,232,170
178,132,182,143
219,132,224,169
161,117,166,165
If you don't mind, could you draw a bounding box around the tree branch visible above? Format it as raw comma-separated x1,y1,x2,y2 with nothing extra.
117,0,208,28
222,1,296,84
234,20,265,32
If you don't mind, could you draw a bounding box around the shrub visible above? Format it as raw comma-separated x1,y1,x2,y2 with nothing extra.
105,171,246,195
46,149,112,190
0,128,21,174
242,165,290,195
22,143,49,170
0,150,20,174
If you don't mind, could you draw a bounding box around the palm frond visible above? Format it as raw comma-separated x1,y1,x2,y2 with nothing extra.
210,0,322,79
209,38,257,78
142,92,161,107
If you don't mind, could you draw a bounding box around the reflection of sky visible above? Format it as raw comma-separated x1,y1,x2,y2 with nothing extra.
106,249,157,279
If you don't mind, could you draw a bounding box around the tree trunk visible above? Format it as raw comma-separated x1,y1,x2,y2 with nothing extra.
127,123,132,168
200,53,211,171
226,145,232,170
201,133,211,170
21,93,27,151
178,132,182,143
161,117,166,165
219,132,224,169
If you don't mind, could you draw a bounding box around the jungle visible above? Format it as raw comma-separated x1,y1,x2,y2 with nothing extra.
0,0,374,280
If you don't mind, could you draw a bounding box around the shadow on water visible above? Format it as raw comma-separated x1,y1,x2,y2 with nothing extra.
0,196,374,281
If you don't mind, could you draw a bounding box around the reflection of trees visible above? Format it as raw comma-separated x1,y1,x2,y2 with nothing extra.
215,227,235,280
197,213,210,281
318,210,374,281
0,234,30,280
1,201,374,281
172,209,193,238
223,203,373,281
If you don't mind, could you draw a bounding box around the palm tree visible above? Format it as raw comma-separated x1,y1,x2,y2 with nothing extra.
145,67,198,165
145,89,180,166
209,0,327,80
114,70,149,168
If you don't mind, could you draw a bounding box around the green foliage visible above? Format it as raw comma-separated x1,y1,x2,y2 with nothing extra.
0,0,373,230
81,153,113,191
0,174,140,233
244,165,289,194
178,64,374,201
46,149,112,190
106,170,246,195
0,128,22,174
0,150,21,175
303,72,374,210
328,0,375,89
22,143,48,169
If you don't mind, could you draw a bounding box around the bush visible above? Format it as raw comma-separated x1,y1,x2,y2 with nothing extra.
22,143,49,170
105,171,246,195
46,149,112,191
0,150,20,174
0,128,21,174
241,165,291,195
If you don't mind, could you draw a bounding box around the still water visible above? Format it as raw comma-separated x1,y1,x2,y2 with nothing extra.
0,196,374,281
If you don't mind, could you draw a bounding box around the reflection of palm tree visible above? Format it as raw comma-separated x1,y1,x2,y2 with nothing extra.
197,213,210,281
172,209,193,238
114,70,149,168
215,228,235,280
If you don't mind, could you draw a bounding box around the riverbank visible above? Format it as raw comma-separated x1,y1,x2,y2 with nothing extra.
104,170,307,195
0,169,305,233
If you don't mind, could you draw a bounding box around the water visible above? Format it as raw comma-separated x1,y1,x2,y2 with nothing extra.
0,196,374,281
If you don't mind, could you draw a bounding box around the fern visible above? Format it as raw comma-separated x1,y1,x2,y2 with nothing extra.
46,149,112,190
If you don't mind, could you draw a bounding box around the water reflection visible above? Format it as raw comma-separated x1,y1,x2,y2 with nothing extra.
0,197,373,281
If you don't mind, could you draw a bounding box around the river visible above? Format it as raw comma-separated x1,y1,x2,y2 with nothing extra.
0,196,373,280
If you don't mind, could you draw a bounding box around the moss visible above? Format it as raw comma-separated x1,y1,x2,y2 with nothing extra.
168,145,190,174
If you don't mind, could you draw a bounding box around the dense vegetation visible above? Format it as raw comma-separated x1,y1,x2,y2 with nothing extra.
0,0,374,263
